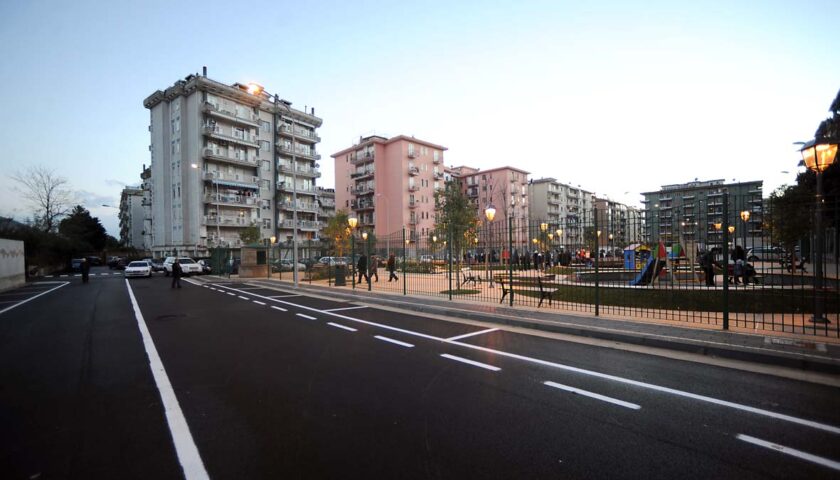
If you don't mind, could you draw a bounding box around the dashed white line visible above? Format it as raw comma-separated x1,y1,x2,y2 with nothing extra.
271,306,288,312
209,288,217,291
226,292,236,296
544,381,641,410
268,294,301,298
74,274,82,277
0,282,70,316
327,322,356,331
374,336,414,348
297,313,317,321
124,280,209,480
60,275,68,277
323,306,368,312
737,434,840,471
440,354,500,371
447,328,499,341
238,296,250,300
252,301,266,306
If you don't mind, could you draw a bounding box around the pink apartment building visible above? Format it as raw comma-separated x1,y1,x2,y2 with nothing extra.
453,166,531,245
332,135,448,242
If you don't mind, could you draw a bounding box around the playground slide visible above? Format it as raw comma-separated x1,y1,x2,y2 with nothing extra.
629,256,656,286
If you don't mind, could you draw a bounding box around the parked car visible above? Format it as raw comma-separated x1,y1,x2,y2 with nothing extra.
163,257,203,276
85,256,102,266
273,259,306,272
108,256,124,269
420,254,434,263
319,256,348,266
197,259,212,274
146,258,165,272
746,246,786,263
124,260,152,278
70,258,84,272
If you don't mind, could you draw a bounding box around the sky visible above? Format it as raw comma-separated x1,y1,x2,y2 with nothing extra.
0,0,838,236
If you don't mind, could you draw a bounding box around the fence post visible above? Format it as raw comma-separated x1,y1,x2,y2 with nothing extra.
402,228,407,296
594,206,600,317
722,192,730,330
351,235,356,290
508,215,514,306
367,235,372,292
448,223,453,301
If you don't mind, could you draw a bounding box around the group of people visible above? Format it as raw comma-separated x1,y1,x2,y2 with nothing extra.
698,246,756,287
356,253,399,284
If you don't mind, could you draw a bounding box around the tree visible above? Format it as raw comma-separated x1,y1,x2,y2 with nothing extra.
322,209,352,256
239,223,261,245
58,205,107,252
766,185,812,257
12,166,73,233
434,180,478,266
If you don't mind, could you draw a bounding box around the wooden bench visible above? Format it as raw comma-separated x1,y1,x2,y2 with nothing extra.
461,268,479,287
537,276,561,307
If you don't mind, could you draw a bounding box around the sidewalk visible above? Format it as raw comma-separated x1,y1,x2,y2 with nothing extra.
208,274,840,375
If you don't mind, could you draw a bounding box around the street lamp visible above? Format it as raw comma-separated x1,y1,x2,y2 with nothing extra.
485,204,496,287
348,215,358,288
800,138,839,323
556,229,563,252
740,210,750,251
362,231,370,290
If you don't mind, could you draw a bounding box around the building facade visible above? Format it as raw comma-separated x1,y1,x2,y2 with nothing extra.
454,166,530,245
140,165,153,251
594,197,643,253
119,187,146,249
641,179,763,249
316,186,336,224
527,178,594,249
143,71,323,257
333,135,447,242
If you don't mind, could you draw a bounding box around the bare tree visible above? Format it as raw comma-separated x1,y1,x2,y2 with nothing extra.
11,166,73,232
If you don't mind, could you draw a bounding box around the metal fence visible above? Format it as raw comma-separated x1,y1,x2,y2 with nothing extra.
317,192,840,338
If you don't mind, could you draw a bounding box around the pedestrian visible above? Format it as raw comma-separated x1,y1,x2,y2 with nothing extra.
369,254,379,282
699,250,715,287
357,253,368,284
171,258,182,289
80,258,90,284
387,253,398,282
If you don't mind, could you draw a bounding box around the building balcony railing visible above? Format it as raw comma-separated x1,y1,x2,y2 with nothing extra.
203,215,252,226
202,171,260,187
353,200,375,211
408,166,419,176
350,169,374,179
276,143,321,160
408,185,420,192
408,218,417,225
202,102,260,128
432,156,441,164
353,186,375,196
319,199,336,208
433,171,443,179
408,150,417,159
203,194,260,207
202,126,259,148
279,219,321,231
202,148,259,168
278,201,319,213
408,200,417,209
277,124,321,143
278,163,321,178
276,182,317,195
350,151,375,165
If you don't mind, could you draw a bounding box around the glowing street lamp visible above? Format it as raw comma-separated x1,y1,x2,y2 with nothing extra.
484,204,496,287
740,210,751,251
348,215,358,288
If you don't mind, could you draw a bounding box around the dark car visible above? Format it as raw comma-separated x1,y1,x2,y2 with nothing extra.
85,256,102,266
70,258,84,272
108,256,124,269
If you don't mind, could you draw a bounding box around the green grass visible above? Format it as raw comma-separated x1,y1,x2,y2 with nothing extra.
440,289,481,295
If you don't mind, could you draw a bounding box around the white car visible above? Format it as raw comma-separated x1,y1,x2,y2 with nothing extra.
163,257,203,276
124,261,152,278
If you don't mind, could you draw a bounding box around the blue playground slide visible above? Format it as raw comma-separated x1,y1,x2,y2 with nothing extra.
629,256,657,286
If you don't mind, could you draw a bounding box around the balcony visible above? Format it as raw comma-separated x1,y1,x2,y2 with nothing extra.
202,125,259,148
277,124,321,144
202,102,260,128
202,148,259,168
203,193,260,208
203,215,252,227
408,150,417,159
408,200,417,209
408,166,419,176
354,200,375,211
276,182,317,195
202,171,260,188
433,156,441,164
278,200,318,213
433,171,443,179
276,143,321,160
408,218,417,225
351,168,374,180
350,151,375,165
279,219,321,231
408,185,420,192
278,163,321,178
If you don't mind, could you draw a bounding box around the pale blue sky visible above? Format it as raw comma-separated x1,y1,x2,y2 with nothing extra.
1,0,838,235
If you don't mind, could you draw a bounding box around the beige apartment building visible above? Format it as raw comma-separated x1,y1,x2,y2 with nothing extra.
332,135,447,242
594,197,643,253
528,178,594,249
118,186,145,249
143,71,323,257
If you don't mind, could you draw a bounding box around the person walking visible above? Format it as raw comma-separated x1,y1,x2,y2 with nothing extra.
700,249,715,287
80,258,90,284
357,253,368,284
171,259,182,289
387,253,398,282
369,255,379,282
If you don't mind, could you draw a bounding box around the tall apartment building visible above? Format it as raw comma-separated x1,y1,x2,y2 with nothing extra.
641,179,763,248
119,187,145,249
316,186,336,221
528,178,594,248
140,165,153,251
333,135,447,242
143,71,323,257
453,166,530,244
594,197,643,252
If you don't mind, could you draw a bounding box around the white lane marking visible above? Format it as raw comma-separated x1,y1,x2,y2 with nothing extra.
737,434,840,471
268,294,301,298
544,381,641,410
182,278,202,286
323,305,368,312
440,353,501,371
124,280,209,480
297,313,317,320
327,322,357,331
74,274,82,277
60,274,69,277
447,328,499,341
374,335,414,348
252,301,266,306
0,282,69,316
238,296,250,300
226,292,236,296
233,286,263,290
271,306,288,312
210,284,840,435
209,288,217,291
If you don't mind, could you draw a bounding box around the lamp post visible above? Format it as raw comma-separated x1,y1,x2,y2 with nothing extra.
485,204,496,287
740,210,750,251
362,231,370,290
800,138,839,324
556,229,563,253
348,215,358,289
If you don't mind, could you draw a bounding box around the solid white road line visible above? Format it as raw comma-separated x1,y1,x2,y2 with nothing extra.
327,322,357,331
737,434,840,471
238,296,250,300
271,306,288,312
0,282,69,316
297,313,317,320
252,301,266,306
544,381,641,410
374,335,414,348
182,278,202,286
440,354,501,371
268,294,301,298
447,328,499,341
209,283,840,435
323,306,368,312
124,280,209,480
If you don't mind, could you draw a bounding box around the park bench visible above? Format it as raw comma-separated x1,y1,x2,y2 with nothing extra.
496,275,560,307
461,268,479,287
537,276,561,307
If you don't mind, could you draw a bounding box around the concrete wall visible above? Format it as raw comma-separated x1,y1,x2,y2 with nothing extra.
0,238,25,292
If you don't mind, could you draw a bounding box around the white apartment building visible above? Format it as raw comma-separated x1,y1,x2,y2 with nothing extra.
528,178,594,248
143,71,323,257
119,186,145,249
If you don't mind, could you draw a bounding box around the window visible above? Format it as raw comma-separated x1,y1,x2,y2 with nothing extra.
260,140,270,151
260,120,270,132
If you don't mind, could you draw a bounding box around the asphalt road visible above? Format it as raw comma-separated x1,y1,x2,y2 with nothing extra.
1,268,839,479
